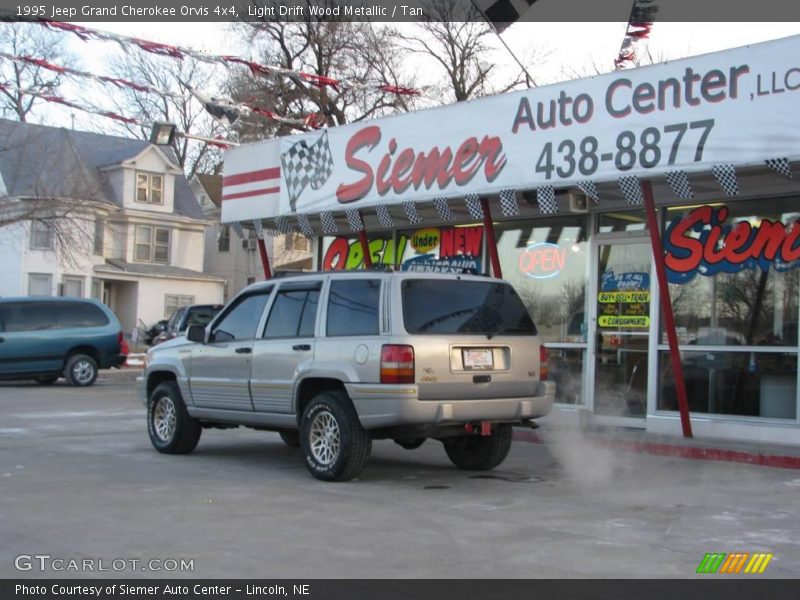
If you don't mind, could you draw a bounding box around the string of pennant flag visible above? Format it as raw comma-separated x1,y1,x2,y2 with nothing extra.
614,0,658,70
39,20,421,97
225,160,794,241
0,52,324,131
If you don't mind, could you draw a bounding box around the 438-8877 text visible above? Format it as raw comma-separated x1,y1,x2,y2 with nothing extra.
534,119,715,180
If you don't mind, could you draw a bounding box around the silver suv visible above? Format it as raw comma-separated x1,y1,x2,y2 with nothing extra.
139,271,554,481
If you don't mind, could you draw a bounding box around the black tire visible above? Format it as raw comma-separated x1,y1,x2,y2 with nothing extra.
395,438,426,450
443,424,513,471
64,354,98,387
34,375,59,385
300,390,371,482
147,381,202,454
279,430,300,447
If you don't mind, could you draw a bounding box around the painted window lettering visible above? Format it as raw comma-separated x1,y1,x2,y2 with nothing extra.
664,205,800,283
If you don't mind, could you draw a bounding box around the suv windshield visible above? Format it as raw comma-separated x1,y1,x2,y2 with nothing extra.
401,279,537,336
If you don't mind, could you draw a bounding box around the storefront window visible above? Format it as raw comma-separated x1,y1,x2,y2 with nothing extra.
658,198,800,418
496,217,589,405
598,211,648,233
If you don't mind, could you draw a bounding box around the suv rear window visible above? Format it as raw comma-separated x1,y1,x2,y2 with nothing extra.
401,279,537,336
57,302,109,328
327,279,380,336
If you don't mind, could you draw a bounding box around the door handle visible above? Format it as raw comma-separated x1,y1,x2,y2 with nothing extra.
292,344,311,351
235,347,252,354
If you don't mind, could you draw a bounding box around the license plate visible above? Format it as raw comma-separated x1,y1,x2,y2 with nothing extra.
463,349,493,370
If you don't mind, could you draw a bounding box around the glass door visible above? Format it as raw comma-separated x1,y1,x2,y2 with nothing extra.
591,238,652,422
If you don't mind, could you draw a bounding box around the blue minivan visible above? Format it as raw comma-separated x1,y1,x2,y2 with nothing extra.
0,297,126,386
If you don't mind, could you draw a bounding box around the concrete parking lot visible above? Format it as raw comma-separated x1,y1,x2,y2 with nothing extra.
1,372,798,579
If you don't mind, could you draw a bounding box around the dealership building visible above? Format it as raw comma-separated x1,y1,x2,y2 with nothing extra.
220,35,800,445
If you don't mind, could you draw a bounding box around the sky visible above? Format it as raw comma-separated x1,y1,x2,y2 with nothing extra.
21,21,800,132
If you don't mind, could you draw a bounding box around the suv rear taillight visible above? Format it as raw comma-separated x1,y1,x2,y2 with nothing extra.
380,345,415,384
118,331,129,356
540,345,549,380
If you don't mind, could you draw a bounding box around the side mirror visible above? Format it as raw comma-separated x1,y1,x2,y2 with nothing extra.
186,324,206,343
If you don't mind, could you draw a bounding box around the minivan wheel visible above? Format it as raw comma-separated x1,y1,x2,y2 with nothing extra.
279,430,300,447
147,381,201,454
64,354,98,387
443,424,513,471
300,390,371,481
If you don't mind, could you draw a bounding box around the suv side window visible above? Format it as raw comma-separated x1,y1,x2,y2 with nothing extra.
326,279,380,337
263,289,320,339
56,302,109,328
210,292,270,343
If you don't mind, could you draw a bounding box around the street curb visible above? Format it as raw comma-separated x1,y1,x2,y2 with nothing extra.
511,430,800,470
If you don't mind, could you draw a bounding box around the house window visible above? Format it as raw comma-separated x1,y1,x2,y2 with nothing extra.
91,278,103,300
136,172,164,204
61,276,84,298
30,220,53,250
134,225,170,263
93,218,105,255
28,273,52,296
218,225,230,252
285,233,309,252
164,294,194,318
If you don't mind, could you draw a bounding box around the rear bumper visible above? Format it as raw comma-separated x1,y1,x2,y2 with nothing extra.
346,380,555,429
100,354,127,369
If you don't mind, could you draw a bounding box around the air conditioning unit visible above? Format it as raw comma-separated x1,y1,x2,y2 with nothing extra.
242,239,258,252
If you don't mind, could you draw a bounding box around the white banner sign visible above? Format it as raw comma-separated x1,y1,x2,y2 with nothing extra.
222,35,800,223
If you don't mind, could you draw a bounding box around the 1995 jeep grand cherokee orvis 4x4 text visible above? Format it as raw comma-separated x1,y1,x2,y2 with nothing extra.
139,271,554,481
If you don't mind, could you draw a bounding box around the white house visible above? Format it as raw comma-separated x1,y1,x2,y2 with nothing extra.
191,173,312,302
0,119,225,336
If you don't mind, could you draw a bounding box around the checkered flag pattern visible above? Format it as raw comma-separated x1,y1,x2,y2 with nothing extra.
345,208,364,232
577,180,599,204
664,171,694,199
309,131,334,189
230,221,245,240
464,193,483,220
536,186,558,214
433,197,455,221
765,158,792,179
402,200,422,225
251,219,264,240
619,176,643,205
375,204,394,228
712,164,739,196
319,211,338,235
273,215,291,234
296,213,314,237
263,227,279,238
281,131,334,212
499,189,520,217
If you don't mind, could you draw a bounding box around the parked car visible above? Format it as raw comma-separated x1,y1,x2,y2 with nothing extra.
139,272,555,481
153,304,223,345
0,297,126,386
142,319,169,346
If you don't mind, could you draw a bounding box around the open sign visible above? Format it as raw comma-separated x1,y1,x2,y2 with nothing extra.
519,242,566,279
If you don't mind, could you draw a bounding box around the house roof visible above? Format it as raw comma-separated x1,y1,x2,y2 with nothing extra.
0,119,204,220
96,259,223,281
195,173,222,207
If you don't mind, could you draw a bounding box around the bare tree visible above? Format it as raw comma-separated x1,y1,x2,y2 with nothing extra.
399,0,537,103
0,126,107,266
104,49,225,177
227,13,418,140
0,22,77,122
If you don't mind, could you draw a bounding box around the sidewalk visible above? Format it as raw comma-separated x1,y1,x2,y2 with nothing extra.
514,425,800,470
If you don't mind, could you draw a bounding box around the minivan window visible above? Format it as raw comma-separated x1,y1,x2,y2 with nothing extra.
211,292,269,342
402,279,537,336
327,280,380,336
57,302,109,328
1,303,56,332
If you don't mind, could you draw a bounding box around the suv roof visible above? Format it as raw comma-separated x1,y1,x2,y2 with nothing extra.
243,270,499,293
